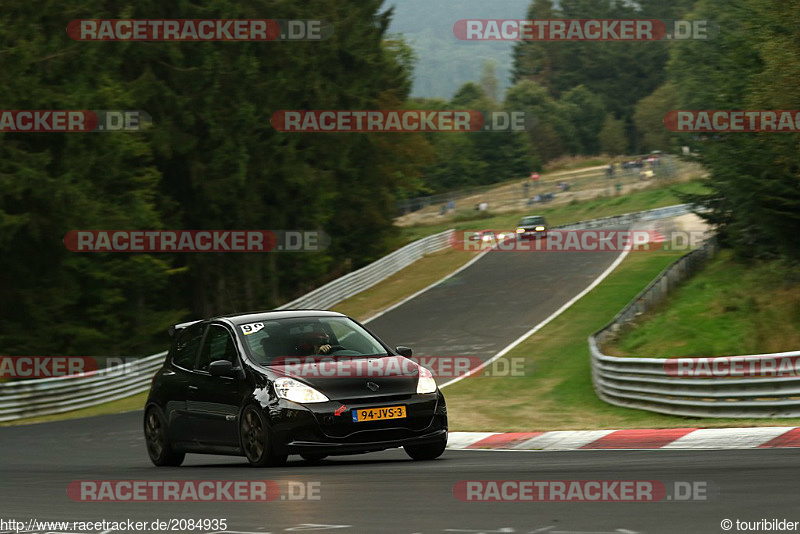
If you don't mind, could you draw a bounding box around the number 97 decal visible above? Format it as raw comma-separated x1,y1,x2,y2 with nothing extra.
241,322,265,335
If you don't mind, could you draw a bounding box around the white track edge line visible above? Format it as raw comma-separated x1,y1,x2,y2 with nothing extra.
438,246,631,389
362,248,492,325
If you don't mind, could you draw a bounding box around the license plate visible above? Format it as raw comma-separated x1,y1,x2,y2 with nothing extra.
352,405,406,422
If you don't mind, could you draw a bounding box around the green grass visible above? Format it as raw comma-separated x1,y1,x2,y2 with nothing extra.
443,249,800,431
605,250,800,358
399,179,708,244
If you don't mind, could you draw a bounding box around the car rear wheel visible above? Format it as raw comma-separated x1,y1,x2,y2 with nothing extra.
404,438,447,461
240,405,287,467
144,408,185,467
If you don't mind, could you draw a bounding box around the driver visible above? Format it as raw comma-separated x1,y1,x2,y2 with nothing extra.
296,324,334,355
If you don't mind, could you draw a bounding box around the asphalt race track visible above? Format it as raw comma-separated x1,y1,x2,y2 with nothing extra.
2,223,796,534
1,413,798,534
366,229,627,360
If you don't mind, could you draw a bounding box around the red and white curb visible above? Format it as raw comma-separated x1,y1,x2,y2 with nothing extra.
447,427,800,451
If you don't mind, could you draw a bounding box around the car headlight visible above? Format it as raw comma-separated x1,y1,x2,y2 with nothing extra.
534,226,545,231
274,377,329,403
516,228,524,233
416,365,437,394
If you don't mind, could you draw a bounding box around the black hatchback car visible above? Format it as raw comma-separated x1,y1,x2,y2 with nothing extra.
144,310,448,467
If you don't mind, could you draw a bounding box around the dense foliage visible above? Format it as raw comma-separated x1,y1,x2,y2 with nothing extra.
0,0,425,355
669,0,800,260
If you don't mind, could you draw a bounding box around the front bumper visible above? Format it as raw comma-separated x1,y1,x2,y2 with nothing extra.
267,392,448,456
518,230,547,239
286,429,448,455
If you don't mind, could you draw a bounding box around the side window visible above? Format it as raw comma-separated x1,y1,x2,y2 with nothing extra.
196,325,238,372
172,323,205,370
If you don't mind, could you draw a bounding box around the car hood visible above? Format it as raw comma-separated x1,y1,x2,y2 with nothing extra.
268,355,420,400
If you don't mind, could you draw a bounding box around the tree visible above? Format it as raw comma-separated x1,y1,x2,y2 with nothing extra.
479,60,500,104
559,85,607,154
633,82,678,152
513,0,697,128
505,80,565,161
669,0,800,259
416,83,535,192
0,0,430,355
598,113,627,155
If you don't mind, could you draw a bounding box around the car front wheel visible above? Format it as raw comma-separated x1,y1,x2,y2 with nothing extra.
240,405,287,467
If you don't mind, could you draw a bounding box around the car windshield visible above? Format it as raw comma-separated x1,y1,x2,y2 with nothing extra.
236,316,388,366
520,216,545,226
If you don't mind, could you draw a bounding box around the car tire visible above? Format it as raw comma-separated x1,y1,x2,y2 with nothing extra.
144,408,185,467
240,405,287,467
403,438,447,461
300,454,328,463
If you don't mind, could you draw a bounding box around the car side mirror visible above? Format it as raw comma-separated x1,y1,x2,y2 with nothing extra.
209,359,234,377
396,346,412,357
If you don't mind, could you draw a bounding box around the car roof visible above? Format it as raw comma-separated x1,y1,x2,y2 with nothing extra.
213,309,345,326
169,310,346,336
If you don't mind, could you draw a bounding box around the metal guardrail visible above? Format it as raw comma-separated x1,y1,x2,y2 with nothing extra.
554,203,691,231
277,229,455,310
0,353,165,422
0,203,695,423
589,239,800,418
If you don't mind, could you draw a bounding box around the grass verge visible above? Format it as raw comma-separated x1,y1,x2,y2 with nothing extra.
443,249,800,431
605,250,800,357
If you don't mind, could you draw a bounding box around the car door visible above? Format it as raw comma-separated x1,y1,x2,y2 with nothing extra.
162,322,205,447
187,323,248,449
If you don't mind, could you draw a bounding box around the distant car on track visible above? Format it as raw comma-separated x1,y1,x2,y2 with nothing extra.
515,215,549,240
144,310,447,467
